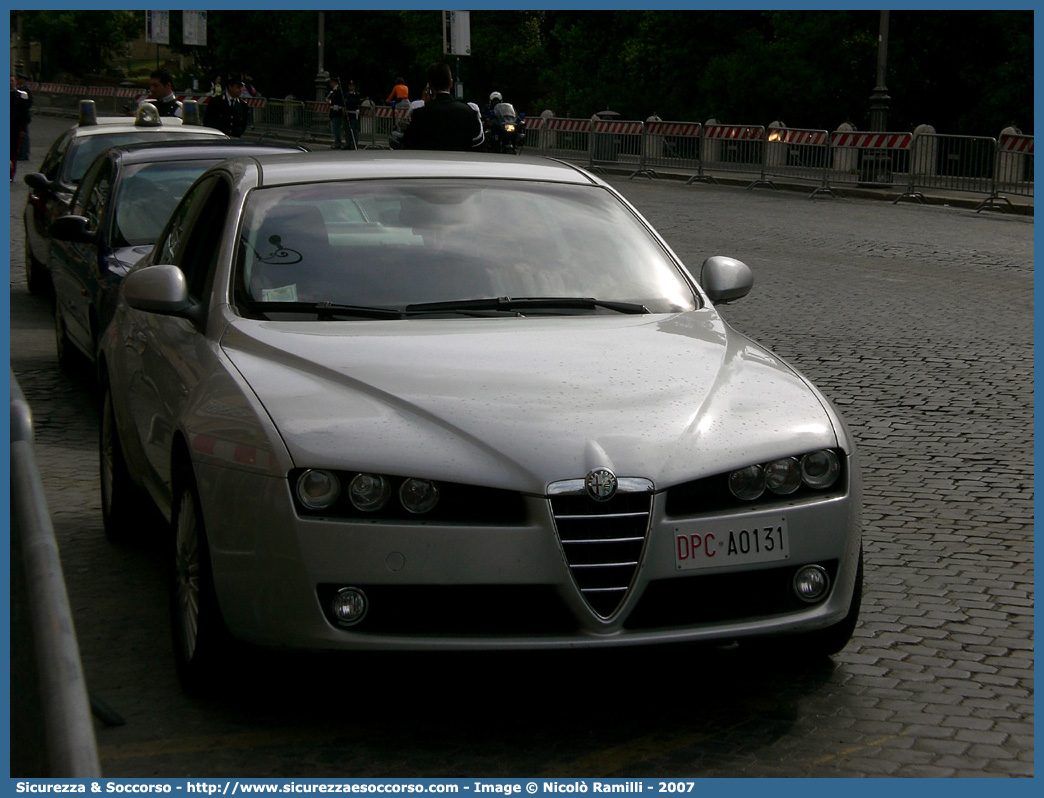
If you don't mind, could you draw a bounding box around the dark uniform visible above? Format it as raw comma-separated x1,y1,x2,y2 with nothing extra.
343,82,362,150
327,81,347,149
11,80,30,181
153,94,182,117
203,90,249,138
401,93,484,152
16,73,32,159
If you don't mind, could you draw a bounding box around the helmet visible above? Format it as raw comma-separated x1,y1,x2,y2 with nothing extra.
489,91,503,104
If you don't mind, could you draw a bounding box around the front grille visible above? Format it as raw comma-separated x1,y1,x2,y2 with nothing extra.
549,491,652,618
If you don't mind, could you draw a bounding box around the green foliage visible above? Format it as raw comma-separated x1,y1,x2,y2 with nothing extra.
23,10,139,78
20,10,1032,135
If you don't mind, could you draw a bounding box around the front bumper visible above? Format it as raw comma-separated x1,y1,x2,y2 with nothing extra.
196,458,861,651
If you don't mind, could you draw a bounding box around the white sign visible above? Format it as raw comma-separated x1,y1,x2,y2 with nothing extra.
443,10,471,56
146,10,169,45
183,11,207,47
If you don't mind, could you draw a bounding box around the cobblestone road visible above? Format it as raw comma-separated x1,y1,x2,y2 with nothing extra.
9,116,1034,777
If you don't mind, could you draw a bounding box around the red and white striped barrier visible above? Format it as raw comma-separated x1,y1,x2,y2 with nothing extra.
646,121,701,137
770,128,828,146
830,131,912,149
704,124,764,141
591,120,643,136
546,118,590,133
999,134,1033,155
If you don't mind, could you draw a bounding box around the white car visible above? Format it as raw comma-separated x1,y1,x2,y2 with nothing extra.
98,151,862,692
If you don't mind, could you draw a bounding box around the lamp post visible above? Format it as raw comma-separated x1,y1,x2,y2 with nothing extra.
314,11,329,101
869,10,891,132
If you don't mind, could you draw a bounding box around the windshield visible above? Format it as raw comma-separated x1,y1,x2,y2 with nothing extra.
112,159,223,247
63,131,219,185
234,179,697,316
493,103,517,122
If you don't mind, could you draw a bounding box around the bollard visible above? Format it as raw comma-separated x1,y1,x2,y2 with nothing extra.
996,125,1027,190
832,121,858,175
541,110,555,151
767,120,787,168
911,124,938,177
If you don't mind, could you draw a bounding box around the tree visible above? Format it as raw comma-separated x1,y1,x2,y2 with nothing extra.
23,10,139,80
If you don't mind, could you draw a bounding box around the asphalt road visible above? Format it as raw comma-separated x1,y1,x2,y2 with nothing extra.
9,114,1034,778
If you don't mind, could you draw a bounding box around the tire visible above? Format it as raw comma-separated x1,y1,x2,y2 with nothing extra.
54,301,77,374
170,460,234,694
99,384,145,542
25,236,49,296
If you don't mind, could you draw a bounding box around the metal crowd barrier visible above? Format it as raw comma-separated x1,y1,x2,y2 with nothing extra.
10,375,101,777
22,81,1033,209
632,120,703,180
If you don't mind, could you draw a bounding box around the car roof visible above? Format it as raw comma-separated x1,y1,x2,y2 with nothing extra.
103,140,305,165
238,151,602,187
68,122,226,140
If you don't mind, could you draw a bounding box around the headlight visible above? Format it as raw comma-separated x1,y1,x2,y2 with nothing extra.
399,478,440,513
801,450,841,489
503,124,516,133
296,469,341,509
348,473,391,512
728,465,765,500
765,457,802,495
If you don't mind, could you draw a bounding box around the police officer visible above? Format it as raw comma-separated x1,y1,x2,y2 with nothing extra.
11,76,30,181
203,73,250,137
343,79,362,150
327,77,347,149
142,68,183,118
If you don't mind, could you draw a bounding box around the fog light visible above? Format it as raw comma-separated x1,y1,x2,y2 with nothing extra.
728,465,765,500
793,565,830,603
349,473,390,512
400,478,440,513
296,469,340,510
331,587,368,626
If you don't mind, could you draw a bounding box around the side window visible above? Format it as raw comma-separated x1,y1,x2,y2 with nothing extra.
81,161,114,231
39,133,70,181
179,180,231,301
157,177,216,266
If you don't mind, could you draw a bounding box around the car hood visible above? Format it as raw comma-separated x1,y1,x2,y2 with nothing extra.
220,312,841,492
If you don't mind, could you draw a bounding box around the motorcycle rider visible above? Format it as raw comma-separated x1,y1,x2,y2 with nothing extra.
484,91,504,125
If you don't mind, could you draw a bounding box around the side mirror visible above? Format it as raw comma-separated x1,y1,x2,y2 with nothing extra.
699,256,753,304
24,172,52,193
123,263,200,322
50,215,97,245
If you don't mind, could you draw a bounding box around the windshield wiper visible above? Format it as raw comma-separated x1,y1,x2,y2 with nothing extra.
404,297,650,315
245,301,404,320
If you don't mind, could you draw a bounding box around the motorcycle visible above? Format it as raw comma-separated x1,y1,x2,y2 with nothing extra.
486,102,526,154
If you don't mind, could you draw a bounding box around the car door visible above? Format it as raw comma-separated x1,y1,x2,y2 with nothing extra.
127,175,233,500
24,130,73,265
51,155,114,357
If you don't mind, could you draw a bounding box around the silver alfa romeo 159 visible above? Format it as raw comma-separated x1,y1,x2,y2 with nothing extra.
98,151,862,692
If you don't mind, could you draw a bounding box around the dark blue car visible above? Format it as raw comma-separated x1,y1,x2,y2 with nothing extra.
49,138,306,373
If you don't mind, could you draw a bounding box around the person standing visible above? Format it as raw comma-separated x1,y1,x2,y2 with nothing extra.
327,77,347,150
141,68,183,118
11,76,30,181
343,79,362,150
15,71,32,160
400,63,484,152
203,74,250,137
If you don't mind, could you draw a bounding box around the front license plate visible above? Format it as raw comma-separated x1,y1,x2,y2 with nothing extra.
675,517,789,571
